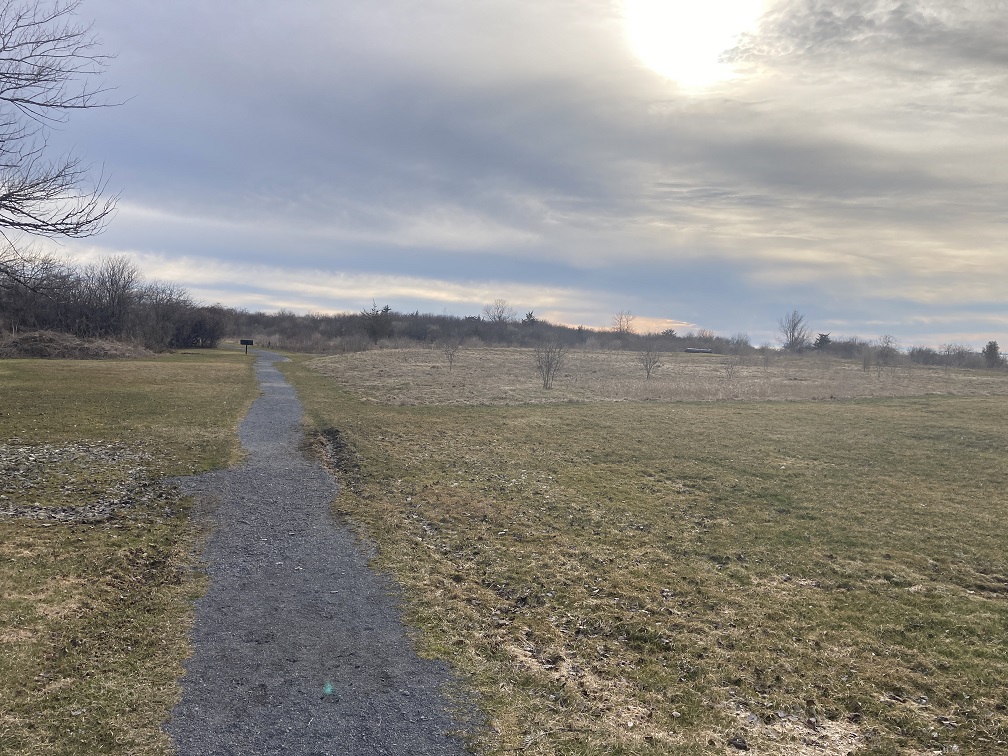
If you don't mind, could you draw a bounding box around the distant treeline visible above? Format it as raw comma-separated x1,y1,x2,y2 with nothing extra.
230,304,754,355
1,252,1001,369
0,252,227,350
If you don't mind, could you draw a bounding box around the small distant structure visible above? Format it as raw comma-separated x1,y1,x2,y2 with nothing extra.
240,338,253,354
684,347,713,354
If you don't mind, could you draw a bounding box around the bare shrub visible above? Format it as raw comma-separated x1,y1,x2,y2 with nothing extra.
441,338,461,372
727,332,751,354
757,344,773,371
638,344,661,379
534,340,568,389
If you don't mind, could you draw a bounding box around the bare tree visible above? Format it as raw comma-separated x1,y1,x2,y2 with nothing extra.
482,298,516,323
75,254,140,336
0,244,68,332
132,279,194,350
777,309,810,352
638,343,661,379
0,0,117,247
876,334,899,366
611,310,637,334
941,342,974,368
441,338,461,372
727,332,751,354
533,340,567,389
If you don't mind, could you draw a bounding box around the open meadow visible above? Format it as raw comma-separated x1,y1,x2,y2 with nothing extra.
306,346,1008,406
286,346,1008,755
0,351,257,755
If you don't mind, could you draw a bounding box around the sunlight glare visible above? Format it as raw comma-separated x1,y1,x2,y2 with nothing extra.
622,0,766,88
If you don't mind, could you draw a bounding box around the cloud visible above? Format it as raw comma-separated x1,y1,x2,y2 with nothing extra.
32,0,1006,349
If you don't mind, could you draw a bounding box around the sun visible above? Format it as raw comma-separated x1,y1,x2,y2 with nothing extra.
622,0,766,88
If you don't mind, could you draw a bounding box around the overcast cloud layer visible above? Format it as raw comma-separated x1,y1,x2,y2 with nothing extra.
50,0,1008,346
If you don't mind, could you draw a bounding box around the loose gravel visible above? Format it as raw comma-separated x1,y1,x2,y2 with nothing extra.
167,351,474,755
0,439,179,523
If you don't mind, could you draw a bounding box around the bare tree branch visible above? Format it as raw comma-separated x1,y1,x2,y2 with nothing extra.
0,0,117,239
611,310,637,335
777,309,810,352
482,298,516,323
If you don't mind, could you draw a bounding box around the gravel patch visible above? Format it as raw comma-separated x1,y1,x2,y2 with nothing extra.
0,439,180,523
167,351,474,755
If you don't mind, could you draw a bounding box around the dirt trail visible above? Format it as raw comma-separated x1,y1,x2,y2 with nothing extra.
167,351,473,755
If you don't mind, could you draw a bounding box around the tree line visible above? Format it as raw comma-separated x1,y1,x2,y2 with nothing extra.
228,301,754,355
5,266,1005,371
0,251,226,350
776,309,1004,370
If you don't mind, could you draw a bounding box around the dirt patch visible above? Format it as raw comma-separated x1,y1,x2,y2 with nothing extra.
724,700,866,754
0,330,152,360
302,426,363,495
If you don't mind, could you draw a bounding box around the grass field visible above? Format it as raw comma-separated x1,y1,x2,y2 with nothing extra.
307,346,1008,405
285,347,1008,755
0,350,257,755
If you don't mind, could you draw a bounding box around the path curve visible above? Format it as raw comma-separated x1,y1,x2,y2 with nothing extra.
167,351,473,755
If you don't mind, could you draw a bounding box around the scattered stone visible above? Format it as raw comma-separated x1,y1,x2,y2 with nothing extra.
728,734,749,750
0,439,178,523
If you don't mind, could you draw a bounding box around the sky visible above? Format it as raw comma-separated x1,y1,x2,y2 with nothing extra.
43,0,1008,348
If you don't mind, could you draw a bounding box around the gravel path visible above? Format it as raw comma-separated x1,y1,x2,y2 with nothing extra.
167,351,474,756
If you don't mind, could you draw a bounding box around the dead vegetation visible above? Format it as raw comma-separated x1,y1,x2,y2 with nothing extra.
0,351,258,756
307,346,1007,407
0,331,153,360
285,351,1008,755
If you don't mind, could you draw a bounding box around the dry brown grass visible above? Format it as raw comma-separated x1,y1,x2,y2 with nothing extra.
0,350,258,756
307,346,1008,406
0,330,154,360
285,348,1008,755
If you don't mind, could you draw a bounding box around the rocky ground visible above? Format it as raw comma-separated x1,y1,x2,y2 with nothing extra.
0,439,182,523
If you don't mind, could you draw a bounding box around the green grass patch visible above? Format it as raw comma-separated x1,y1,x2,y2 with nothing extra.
284,356,1008,755
0,350,257,755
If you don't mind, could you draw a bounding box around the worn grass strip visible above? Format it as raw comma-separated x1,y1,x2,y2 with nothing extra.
0,349,257,756
284,355,1008,755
